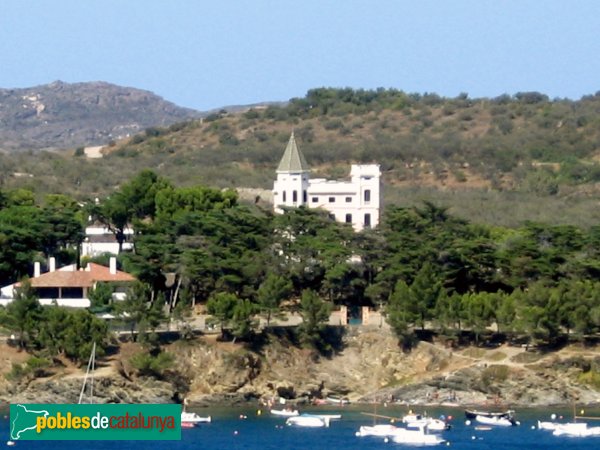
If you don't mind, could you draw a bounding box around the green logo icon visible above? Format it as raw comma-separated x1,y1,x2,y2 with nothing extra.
9,404,181,440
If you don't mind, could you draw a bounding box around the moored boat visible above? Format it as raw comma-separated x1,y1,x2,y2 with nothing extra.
326,396,350,405
286,414,330,427
387,427,447,446
403,413,449,431
538,420,559,431
406,418,449,431
465,409,514,420
552,422,600,437
270,408,299,417
181,411,212,428
356,424,400,437
474,414,516,427
313,414,342,420
465,409,518,426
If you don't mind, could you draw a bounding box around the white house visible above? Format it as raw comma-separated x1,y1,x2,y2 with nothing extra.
273,132,381,231
0,257,135,308
81,223,134,258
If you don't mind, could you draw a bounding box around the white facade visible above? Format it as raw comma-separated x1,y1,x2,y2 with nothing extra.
81,225,134,258
273,133,381,231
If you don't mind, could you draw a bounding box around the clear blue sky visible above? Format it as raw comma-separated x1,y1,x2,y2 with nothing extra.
1,1,599,111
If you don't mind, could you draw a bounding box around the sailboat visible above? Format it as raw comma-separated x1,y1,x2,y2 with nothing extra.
78,342,96,404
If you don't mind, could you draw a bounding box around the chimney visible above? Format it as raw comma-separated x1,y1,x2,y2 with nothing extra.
34,262,41,278
49,257,56,272
109,257,117,275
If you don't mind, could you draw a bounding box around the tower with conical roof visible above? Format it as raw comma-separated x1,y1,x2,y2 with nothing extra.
273,132,310,213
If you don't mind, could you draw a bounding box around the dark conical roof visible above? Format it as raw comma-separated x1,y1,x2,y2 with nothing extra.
276,132,310,173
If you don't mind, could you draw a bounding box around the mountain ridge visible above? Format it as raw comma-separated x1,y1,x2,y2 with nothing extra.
0,80,203,151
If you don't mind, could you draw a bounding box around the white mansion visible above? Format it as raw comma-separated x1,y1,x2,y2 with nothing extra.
273,132,381,231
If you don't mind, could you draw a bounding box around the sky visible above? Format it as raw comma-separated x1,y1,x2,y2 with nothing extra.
1,1,599,111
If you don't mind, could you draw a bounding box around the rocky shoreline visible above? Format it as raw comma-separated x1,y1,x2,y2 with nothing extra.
2,327,600,408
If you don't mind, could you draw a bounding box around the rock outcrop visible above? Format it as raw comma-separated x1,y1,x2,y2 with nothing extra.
2,327,600,407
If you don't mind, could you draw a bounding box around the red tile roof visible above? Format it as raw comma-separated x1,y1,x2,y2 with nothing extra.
29,263,135,288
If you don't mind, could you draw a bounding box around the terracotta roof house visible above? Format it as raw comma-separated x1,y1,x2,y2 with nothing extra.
0,257,135,308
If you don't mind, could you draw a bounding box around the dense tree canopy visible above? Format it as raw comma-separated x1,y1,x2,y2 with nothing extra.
2,169,600,353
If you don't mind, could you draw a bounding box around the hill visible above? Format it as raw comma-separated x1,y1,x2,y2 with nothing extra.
1,87,600,227
0,80,202,151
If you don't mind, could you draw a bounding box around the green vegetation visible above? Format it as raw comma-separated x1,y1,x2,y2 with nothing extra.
130,350,175,379
1,162,600,359
2,88,600,227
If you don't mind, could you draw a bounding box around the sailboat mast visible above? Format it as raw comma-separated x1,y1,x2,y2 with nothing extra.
78,342,96,404
90,341,95,404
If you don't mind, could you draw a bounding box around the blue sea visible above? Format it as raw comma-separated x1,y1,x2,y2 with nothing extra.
2,405,600,449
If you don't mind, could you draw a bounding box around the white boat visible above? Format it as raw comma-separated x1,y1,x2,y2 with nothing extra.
402,413,449,431
538,420,559,431
270,408,299,417
387,427,446,446
552,422,600,437
326,396,350,405
406,418,449,431
474,414,516,427
286,414,330,428
356,424,401,437
181,411,212,428
313,414,342,420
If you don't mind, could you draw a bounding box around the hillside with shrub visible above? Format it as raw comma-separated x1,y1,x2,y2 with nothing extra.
2,87,600,226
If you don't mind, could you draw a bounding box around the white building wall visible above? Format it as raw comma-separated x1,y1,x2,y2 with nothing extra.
273,172,310,213
304,164,381,231
39,298,91,308
81,225,134,258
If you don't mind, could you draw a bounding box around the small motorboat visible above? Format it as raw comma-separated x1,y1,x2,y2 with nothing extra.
552,422,600,437
387,427,446,446
326,396,350,405
286,414,330,428
181,411,212,428
270,408,299,417
538,420,559,431
313,414,342,420
356,424,401,437
474,414,516,427
403,413,449,431
465,409,518,426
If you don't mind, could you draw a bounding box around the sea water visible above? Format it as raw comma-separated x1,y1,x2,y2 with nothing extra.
2,405,599,449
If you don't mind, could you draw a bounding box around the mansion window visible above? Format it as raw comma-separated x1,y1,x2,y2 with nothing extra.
312,197,319,203
364,189,371,203
364,213,371,228
345,214,352,223
283,191,287,202
345,197,352,203
293,190,298,203
328,197,335,203
303,190,307,203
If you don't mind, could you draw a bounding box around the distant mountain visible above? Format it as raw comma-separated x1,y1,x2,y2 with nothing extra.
0,81,203,151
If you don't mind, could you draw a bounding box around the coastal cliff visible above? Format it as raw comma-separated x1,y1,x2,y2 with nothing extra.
2,327,600,407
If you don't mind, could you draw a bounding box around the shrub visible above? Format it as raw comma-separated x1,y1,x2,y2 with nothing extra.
130,351,174,378
481,365,510,386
